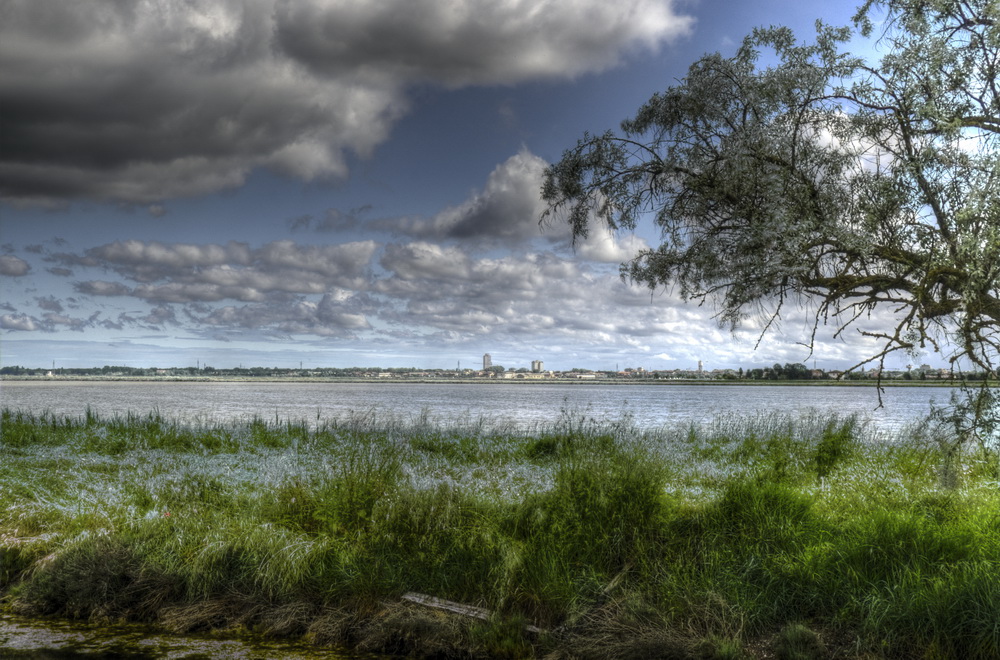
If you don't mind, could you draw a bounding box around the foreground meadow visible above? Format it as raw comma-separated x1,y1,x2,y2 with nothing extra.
2,407,999,659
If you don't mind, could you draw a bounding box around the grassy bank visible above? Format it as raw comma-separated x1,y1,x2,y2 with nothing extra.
2,407,1000,659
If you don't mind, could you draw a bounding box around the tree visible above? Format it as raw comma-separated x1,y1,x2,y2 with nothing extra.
543,0,999,444
785,362,811,380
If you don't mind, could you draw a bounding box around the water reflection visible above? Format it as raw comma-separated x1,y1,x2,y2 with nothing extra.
0,614,375,659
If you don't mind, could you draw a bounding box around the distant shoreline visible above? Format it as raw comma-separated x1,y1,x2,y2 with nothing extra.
1,374,989,387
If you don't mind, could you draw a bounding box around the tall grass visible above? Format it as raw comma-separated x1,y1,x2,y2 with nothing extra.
2,407,1000,658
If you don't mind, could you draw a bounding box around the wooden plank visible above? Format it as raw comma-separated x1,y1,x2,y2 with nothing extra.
401,592,491,621
400,592,545,635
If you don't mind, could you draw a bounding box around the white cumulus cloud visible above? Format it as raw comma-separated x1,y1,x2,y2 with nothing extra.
0,255,31,277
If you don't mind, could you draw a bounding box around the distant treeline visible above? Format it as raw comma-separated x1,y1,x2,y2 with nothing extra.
1,362,995,381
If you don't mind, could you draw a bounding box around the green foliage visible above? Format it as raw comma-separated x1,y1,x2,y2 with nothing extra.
521,434,563,460
6,408,1000,657
696,635,746,660
1,545,36,587
359,485,507,602
709,481,819,556
409,431,483,464
773,623,825,660
15,534,182,621
547,447,666,564
543,0,1000,428
813,418,858,479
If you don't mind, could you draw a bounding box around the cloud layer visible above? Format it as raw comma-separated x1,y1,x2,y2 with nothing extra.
60,239,377,303
3,136,903,370
6,225,889,370
0,0,693,205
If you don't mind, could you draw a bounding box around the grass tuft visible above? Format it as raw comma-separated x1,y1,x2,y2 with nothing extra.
772,622,825,660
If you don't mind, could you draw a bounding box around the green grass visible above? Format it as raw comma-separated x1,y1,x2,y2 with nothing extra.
3,407,1000,658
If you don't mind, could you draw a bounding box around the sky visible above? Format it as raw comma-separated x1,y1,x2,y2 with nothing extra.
0,0,925,373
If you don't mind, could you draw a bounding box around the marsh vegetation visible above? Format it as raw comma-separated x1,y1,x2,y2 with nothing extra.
2,407,1000,658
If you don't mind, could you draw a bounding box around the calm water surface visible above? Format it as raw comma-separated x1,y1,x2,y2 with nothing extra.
1,380,955,432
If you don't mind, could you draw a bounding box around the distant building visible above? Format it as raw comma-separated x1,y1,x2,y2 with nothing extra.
531,360,544,373
483,353,492,370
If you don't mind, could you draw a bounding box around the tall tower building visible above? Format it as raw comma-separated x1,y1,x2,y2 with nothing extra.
531,360,544,373
483,353,492,370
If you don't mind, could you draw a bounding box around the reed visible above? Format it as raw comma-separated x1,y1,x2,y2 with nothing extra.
3,407,1000,658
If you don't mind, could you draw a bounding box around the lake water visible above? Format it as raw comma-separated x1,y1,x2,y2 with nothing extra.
0,613,366,659
0,380,958,432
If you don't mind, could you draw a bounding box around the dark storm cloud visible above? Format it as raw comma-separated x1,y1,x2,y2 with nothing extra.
0,0,692,205
0,0,400,205
0,255,31,277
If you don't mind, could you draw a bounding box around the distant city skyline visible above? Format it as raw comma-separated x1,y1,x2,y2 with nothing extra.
0,0,943,373
4,361,971,382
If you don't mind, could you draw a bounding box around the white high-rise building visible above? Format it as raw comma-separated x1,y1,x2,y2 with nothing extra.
483,353,492,370
531,360,544,373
